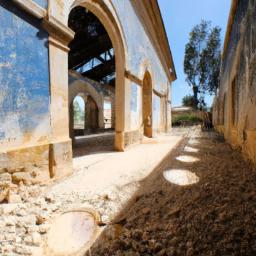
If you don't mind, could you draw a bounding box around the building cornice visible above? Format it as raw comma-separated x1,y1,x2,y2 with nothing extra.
222,0,238,60
11,0,75,48
42,15,75,46
131,0,177,82
12,0,46,18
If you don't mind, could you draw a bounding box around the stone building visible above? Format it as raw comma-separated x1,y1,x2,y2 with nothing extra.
0,0,176,184
213,0,256,164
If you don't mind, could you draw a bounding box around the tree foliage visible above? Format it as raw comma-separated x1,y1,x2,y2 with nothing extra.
184,20,221,108
182,95,197,109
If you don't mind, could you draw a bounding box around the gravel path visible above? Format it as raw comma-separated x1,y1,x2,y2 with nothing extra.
91,128,256,256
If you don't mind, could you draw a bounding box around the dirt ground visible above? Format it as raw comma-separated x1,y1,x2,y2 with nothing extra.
1,127,256,255
0,130,183,255
91,128,256,256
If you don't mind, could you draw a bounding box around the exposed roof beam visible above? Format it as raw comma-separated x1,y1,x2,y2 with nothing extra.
82,58,115,80
69,34,112,69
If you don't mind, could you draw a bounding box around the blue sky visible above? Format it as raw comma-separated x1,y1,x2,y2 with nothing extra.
158,0,231,107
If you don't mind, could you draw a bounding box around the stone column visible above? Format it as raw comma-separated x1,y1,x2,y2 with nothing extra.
111,96,115,129
43,16,75,179
98,94,105,129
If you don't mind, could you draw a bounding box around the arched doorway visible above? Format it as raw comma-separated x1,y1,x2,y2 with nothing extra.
73,94,85,136
66,1,126,152
68,5,119,156
70,93,100,141
143,72,153,138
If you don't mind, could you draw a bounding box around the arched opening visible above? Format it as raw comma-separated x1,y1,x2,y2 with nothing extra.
68,5,118,156
142,72,153,138
73,94,85,136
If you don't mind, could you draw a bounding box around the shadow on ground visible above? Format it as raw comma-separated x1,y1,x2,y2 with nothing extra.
89,130,256,256
73,133,115,158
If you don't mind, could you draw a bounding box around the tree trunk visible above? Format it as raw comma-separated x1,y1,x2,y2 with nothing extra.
193,85,199,109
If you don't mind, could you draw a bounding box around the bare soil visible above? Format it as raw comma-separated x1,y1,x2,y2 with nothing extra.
91,129,256,256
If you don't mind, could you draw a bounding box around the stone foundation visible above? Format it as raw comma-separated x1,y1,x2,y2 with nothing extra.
215,127,256,166
0,140,73,203
49,140,73,180
124,129,143,148
0,144,50,186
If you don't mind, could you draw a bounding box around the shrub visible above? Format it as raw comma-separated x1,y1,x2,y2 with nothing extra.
182,95,197,109
172,114,202,126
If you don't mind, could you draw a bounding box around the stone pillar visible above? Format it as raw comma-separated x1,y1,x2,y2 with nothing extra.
98,94,105,129
69,102,74,140
111,96,115,129
43,16,75,180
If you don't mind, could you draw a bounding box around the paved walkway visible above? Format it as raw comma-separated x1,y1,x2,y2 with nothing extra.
51,133,184,196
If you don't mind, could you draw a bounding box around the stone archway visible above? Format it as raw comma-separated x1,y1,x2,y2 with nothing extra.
142,72,153,138
68,76,105,134
71,94,86,139
69,92,100,141
67,0,127,151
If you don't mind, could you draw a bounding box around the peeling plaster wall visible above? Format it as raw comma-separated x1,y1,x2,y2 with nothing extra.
111,0,169,133
130,82,142,130
0,1,50,151
0,0,173,182
213,0,256,164
153,95,161,131
112,0,169,94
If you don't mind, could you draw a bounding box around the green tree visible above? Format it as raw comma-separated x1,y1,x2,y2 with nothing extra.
184,20,221,108
73,100,82,124
182,95,197,109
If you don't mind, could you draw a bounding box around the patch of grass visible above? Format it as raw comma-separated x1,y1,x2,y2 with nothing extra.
172,114,202,126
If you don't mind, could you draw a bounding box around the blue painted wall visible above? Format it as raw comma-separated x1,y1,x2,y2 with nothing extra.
0,2,50,143
130,83,138,112
33,0,48,9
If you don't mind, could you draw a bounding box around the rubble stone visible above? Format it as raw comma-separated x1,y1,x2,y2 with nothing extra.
12,172,31,185
0,173,12,183
8,193,22,204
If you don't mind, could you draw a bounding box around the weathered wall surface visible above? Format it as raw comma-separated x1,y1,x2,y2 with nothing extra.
130,83,142,130
111,0,170,133
0,1,52,184
153,95,161,131
111,0,169,93
0,0,174,186
0,2,50,151
0,1,50,150
213,0,256,164
49,0,171,135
